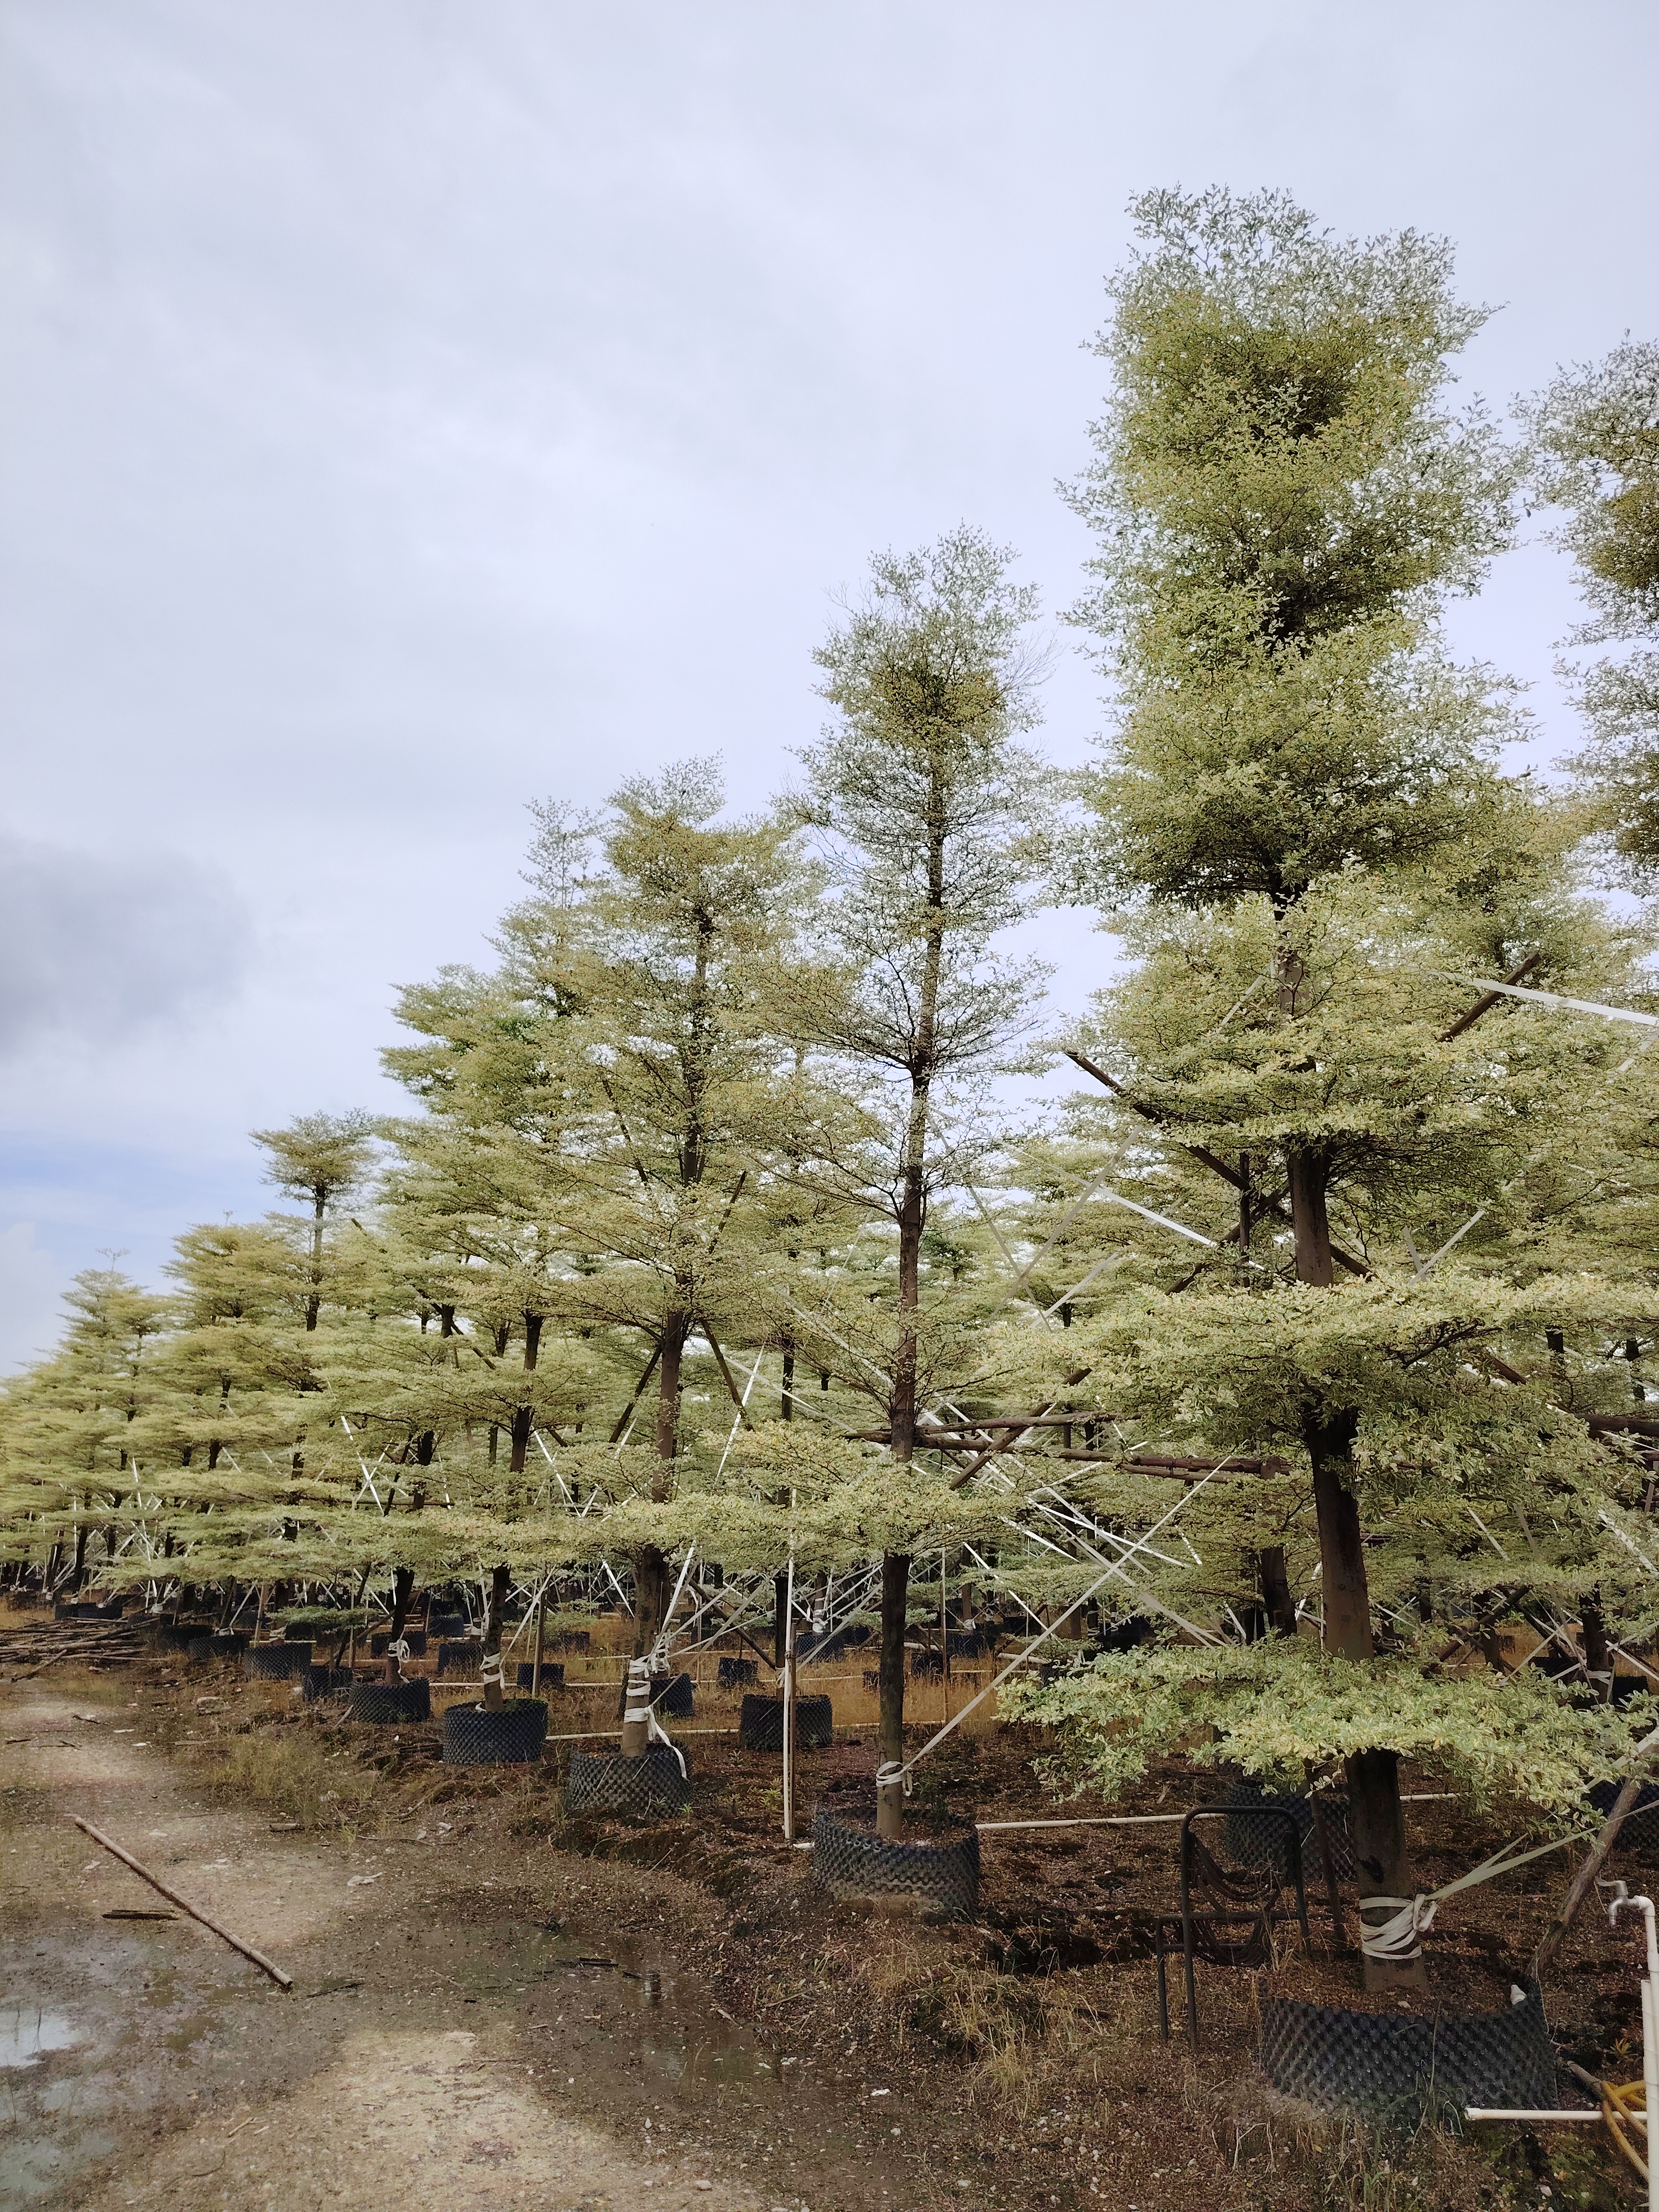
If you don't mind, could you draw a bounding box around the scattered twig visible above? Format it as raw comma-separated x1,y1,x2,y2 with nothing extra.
70,1814,293,1989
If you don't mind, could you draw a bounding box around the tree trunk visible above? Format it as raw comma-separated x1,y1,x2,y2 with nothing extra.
877,1552,911,1837
1288,1133,1420,1990
305,1190,324,1332
1582,1592,1612,1700
507,1311,544,1477
483,1563,510,1713
1259,1546,1297,1639
633,1313,687,1661
383,1566,415,1684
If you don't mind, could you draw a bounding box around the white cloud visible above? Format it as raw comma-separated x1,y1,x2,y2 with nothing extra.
0,827,252,1058
0,1220,65,1374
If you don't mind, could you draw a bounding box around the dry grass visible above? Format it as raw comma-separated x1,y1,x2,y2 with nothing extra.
182,1724,382,1831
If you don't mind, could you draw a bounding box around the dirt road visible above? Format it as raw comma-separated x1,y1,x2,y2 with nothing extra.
0,1673,928,2212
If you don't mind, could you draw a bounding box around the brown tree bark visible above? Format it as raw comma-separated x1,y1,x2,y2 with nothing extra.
482,1562,511,1713
633,1313,687,1661
1288,1136,1421,1989
383,1564,415,1684
1258,1545,1297,1639
507,1312,545,1476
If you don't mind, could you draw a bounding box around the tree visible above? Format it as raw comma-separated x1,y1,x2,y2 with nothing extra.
0,1267,172,1592
1033,188,1648,1989
786,524,1055,1834
383,767,833,1671
1521,339,1659,881
251,1113,379,1331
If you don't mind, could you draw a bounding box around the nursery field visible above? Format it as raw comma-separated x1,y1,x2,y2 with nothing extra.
2,1606,1653,2212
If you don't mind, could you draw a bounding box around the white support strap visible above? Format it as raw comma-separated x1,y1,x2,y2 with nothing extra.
1359,1834,1573,1964
623,1658,686,1777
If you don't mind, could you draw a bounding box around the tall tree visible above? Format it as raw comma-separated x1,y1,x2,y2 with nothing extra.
251,1113,379,1331
789,525,1053,1834
1521,339,1659,881
1045,188,1621,1988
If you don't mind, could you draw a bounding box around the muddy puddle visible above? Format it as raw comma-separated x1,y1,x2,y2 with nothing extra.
526,1920,786,2087
1,1887,854,2209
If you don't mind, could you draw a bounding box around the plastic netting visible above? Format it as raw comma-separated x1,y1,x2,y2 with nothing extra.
346,1678,431,1724
443,1697,548,1766
738,1694,833,1751
244,1643,312,1680
302,1664,353,1702
654,1673,695,1719
797,1625,873,1666
515,1661,565,1690
1227,1782,1355,1882
1258,1983,1561,2117
187,1634,247,1661
811,1807,980,1920
436,1640,481,1677
717,1657,758,1688
565,1746,691,1820
369,1629,428,1658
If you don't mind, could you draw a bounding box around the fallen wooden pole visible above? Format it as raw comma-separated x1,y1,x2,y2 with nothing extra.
70,1815,293,1989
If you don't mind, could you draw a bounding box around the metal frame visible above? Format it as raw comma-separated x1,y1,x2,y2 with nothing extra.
1155,1805,1310,2051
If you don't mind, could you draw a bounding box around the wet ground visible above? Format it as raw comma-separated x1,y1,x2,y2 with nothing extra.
0,1674,910,2212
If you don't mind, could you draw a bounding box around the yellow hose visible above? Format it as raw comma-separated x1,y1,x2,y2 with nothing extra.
1602,2079,1648,2183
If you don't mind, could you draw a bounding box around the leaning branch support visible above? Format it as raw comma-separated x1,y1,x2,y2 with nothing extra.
70,1814,293,1990
1532,1721,1659,1984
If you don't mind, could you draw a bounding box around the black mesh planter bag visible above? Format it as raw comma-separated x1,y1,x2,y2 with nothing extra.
347,1678,431,1724
738,1694,833,1751
443,1697,549,1766
565,1745,691,1819
436,1640,480,1677
302,1664,353,1703
369,1629,428,1658
1227,1781,1355,1882
515,1661,564,1690
653,1673,694,1719
244,1642,312,1681
189,1630,249,1662
1259,1982,1561,2119
717,1656,758,1689
811,1806,980,1920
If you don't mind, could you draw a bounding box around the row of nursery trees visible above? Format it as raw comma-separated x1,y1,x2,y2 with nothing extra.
6,191,1659,1985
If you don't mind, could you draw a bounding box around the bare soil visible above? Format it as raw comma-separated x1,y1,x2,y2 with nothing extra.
1,1615,1652,2211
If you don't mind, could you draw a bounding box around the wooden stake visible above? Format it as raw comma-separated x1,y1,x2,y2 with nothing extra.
70,1815,292,1989
1533,1725,1659,1981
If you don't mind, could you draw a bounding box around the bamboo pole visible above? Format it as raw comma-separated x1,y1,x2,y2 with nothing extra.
70,1816,292,1989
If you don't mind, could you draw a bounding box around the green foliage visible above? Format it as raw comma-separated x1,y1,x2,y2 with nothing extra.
1522,337,1659,885
1003,1636,1640,1812
1068,186,1518,911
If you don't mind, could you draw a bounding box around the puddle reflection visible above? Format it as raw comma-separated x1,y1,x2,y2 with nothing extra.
0,2009,83,2070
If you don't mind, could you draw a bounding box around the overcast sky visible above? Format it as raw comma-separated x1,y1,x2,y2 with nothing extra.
1,0,1655,1370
